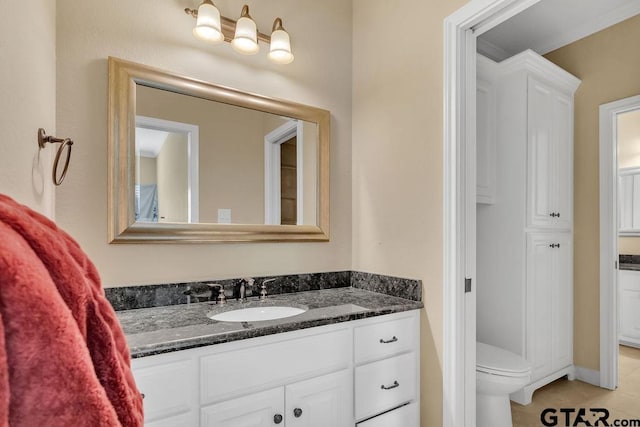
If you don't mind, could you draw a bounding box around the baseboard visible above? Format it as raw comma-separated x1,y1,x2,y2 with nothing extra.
575,366,600,387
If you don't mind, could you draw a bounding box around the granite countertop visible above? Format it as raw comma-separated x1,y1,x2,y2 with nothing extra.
619,255,640,271
118,287,423,358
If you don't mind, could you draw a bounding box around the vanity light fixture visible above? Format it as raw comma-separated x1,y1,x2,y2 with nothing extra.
268,18,294,64
184,3,294,64
192,0,224,43
231,5,259,55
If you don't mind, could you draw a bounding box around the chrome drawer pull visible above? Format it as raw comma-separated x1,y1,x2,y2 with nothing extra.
379,336,398,344
381,380,400,390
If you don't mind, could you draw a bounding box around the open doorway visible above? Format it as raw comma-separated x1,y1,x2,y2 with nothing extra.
444,1,640,426
600,95,640,392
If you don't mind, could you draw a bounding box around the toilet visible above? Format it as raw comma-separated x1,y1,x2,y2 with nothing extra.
476,342,531,427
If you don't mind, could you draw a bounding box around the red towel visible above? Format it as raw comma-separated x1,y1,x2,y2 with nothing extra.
0,194,143,426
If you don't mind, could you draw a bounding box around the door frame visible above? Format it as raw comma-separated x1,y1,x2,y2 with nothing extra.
443,1,542,425
599,94,640,390
264,120,304,225
135,115,200,223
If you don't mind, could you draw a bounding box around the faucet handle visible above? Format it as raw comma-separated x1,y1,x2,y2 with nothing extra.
208,283,226,305
260,278,277,301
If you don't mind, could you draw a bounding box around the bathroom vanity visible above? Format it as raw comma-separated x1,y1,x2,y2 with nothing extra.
116,285,422,427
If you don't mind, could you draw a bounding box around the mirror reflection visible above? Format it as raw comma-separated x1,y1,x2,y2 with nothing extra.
135,85,318,226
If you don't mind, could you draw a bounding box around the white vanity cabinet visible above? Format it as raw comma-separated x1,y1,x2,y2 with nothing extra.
201,370,351,427
131,310,420,427
476,50,580,405
619,269,640,347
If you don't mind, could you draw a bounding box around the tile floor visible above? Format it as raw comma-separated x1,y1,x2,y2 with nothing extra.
511,345,640,426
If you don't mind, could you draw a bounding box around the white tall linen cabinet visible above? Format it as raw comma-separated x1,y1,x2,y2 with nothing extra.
476,50,581,405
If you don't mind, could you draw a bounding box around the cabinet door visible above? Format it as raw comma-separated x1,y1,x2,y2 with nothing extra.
551,233,572,371
201,387,284,427
477,77,496,204
527,77,573,230
286,369,353,427
131,352,198,426
526,233,555,380
619,270,640,344
526,233,572,380
551,92,573,230
527,77,555,229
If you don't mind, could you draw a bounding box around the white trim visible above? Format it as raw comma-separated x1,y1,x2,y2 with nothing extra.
496,49,581,94
619,166,640,176
444,2,546,426
135,115,200,223
264,120,304,225
575,366,600,387
535,1,640,56
476,38,511,62
599,94,640,390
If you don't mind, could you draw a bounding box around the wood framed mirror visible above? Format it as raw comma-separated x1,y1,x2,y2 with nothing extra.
108,57,329,243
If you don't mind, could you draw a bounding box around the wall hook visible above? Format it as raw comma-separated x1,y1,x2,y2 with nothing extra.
37,128,74,186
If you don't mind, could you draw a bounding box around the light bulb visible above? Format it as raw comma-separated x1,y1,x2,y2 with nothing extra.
268,19,294,64
193,0,223,43
231,5,259,55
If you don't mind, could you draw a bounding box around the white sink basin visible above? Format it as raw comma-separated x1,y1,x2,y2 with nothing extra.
209,305,307,322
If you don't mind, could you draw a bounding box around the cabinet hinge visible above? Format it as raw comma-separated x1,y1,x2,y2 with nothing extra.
465,278,472,293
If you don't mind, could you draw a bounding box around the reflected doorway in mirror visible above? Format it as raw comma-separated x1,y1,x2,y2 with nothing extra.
135,116,200,224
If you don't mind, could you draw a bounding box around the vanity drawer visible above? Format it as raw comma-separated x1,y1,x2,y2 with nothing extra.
354,314,416,364
357,402,419,427
355,352,417,421
200,328,350,405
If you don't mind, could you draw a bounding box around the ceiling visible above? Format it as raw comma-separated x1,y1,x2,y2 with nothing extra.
478,0,640,61
135,127,170,158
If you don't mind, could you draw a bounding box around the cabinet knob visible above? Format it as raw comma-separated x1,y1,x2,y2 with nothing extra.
379,336,398,344
294,408,303,418
549,212,560,218
549,243,560,248
273,414,283,424
381,380,400,390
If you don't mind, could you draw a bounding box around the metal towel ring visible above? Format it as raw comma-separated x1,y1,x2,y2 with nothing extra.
38,128,74,186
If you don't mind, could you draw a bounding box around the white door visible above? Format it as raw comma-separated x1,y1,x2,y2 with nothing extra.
551,233,572,370
552,93,573,230
528,77,555,229
201,387,285,427
286,370,353,427
526,233,556,380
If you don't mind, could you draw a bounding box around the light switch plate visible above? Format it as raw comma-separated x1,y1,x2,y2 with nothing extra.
217,209,231,224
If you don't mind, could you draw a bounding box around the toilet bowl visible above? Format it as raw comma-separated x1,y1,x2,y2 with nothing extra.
476,342,531,427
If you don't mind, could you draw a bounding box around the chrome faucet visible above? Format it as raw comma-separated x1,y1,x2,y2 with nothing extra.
235,278,255,302
260,278,277,301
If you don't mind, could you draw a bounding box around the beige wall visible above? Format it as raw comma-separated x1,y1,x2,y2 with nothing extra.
617,110,640,254
157,133,188,223
137,85,266,224
545,14,640,371
618,110,640,169
138,157,157,186
352,1,466,425
56,0,352,286
0,1,56,217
